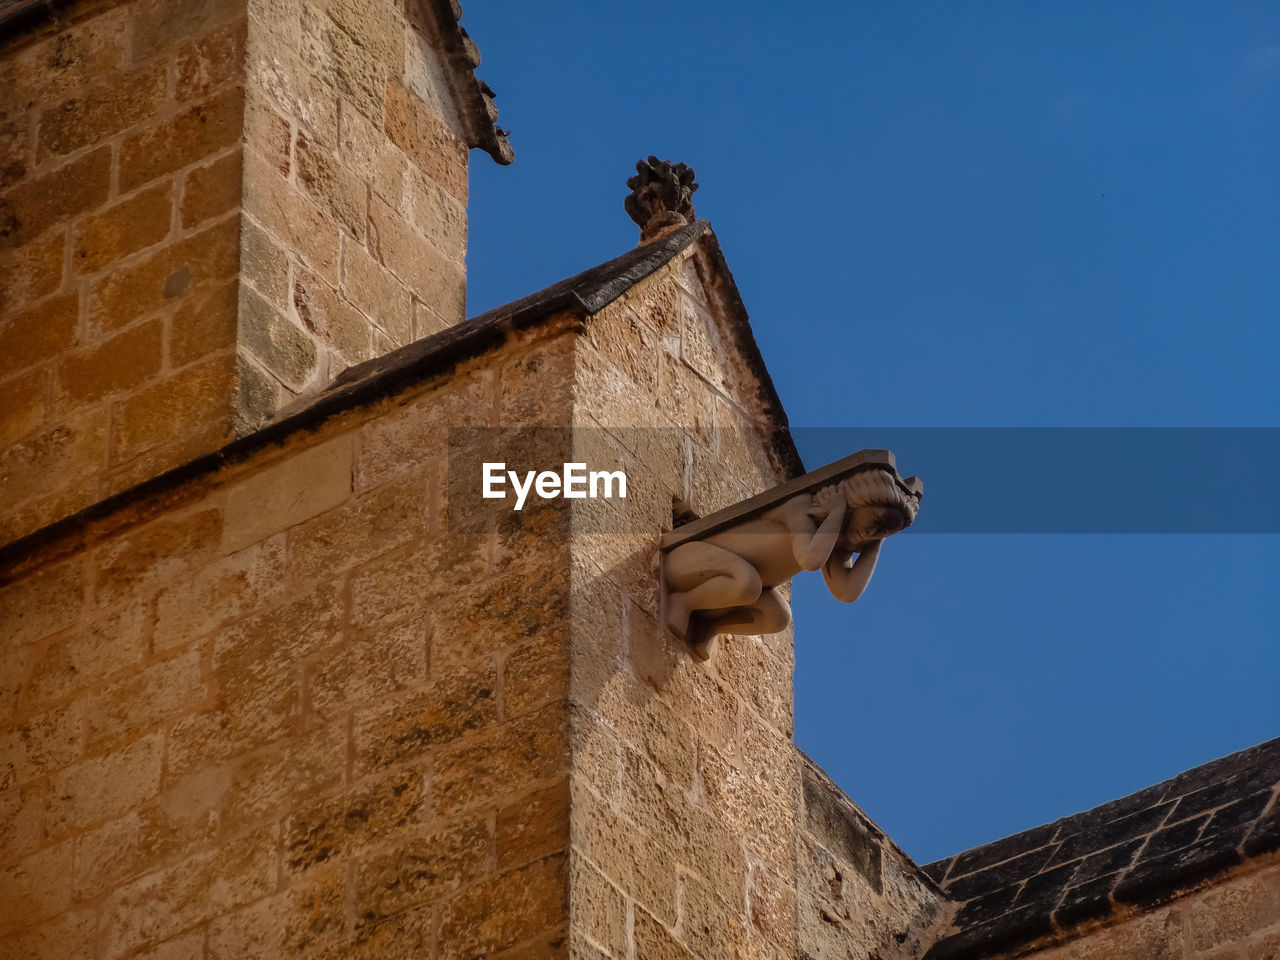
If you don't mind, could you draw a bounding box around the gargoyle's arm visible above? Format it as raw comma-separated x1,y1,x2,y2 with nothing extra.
822,540,882,603
792,499,846,572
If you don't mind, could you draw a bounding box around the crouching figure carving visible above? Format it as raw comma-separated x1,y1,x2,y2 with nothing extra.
660,451,923,659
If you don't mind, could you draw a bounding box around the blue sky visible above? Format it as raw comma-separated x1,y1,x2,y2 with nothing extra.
461,3,1280,863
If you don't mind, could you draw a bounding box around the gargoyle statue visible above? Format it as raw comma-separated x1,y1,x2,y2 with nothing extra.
625,156,699,241
662,467,922,659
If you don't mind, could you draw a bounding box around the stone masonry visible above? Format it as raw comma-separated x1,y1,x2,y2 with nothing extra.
0,0,508,544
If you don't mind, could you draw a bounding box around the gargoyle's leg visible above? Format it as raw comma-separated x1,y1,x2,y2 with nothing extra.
662,541,762,644
697,587,791,643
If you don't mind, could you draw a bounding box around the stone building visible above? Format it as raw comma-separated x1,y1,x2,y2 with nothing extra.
0,2,1276,958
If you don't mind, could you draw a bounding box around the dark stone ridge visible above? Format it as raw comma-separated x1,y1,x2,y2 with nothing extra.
626,156,699,241
922,735,1280,960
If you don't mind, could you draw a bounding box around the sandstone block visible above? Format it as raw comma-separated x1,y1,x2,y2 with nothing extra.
169,278,238,368
438,853,569,958
308,616,429,722
342,237,412,343
284,763,428,873
28,601,145,705
102,826,277,959
54,319,163,411
296,132,366,241
175,16,247,102
220,723,346,834
498,778,570,871
354,813,491,925
337,97,406,207
1187,863,1280,951
11,7,127,104
223,434,352,552
1,231,66,316
181,148,242,229
0,906,97,960
153,534,285,651
87,215,240,335
205,860,345,959
0,292,77,375
110,354,235,464
431,701,568,817
0,558,83,653
300,5,392,123
368,193,465,324
505,634,571,719
408,165,467,264
0,146,111,251
73,181,174,275
292,265,375,366
243,149,340,284
0,783,44,863
384,83,467,203
131,0,245,63
633,910,697,960
0,842,73,936
289,478,430,583
0,368,46,449
570,854,628,958
242,217,290,308
0,705,84,791
119,86,245,194
0,409,108,535
45,733,164,837
238,283,320,392
84,647,207,751
36,63,167,161
352,663,497,777
233,351,282,434
93,507,222,608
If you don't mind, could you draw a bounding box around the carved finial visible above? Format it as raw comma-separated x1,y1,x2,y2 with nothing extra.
625,156,698,242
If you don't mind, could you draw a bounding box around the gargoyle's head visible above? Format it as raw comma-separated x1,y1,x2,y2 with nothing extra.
840,468,922,547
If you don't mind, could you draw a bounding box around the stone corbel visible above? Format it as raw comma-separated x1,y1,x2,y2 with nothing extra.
660,450,923,660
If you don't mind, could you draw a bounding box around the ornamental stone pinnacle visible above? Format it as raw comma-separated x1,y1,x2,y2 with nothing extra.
625,155,699,241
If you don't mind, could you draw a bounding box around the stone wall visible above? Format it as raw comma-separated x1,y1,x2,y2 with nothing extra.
565,241,802,959
0,323,576,958
0,0,473,544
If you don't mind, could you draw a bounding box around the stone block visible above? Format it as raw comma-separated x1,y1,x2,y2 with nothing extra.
308,616,429,722
0,409,108,538
175,16,247,102
292,265,375,366
131,0,245,63
110,354,235,464
205,860,345,959
438,853,569,958
498,778,570,871
54,319,163,411
285,763,428,873
1,231,66,316
633,910,697,960
45,734,164,837
153,534,285,651
0,842,74,936
73,181,174,275
93,507,222,608
342,237,412,343
368,193,465,324
102,826,277,959
384,83,468,203
337,97,406,206
570,854,628,957
354,813,491,925
0,367,47,448
407,165,467,264
222,434,353,552
296,132,366,241
0,783,44,862
0,292,78,375
220,723,346,834
169,278,238,368
243,148,340,284
84,647,207,751
87,214,240,335
1187,863,1280,951
300,5,392,123
431,701,569,817
119,86,245,194
28,601,145,705
505,633,571,718
10,7,128,104
288,478,430,583
238,283,320,392
0,558,83,652
36,62,167,161
0,146,112,251
180,148,243,229
352,663,497,777
242,217,290,308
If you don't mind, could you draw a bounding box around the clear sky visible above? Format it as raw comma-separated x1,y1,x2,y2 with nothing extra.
460,2,1280,863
